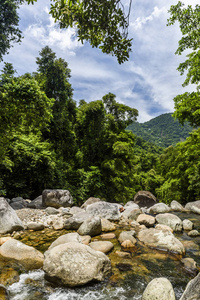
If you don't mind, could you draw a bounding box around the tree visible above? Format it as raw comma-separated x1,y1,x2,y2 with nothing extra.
24,0,133,64
0,0,22,61
167,1,200,127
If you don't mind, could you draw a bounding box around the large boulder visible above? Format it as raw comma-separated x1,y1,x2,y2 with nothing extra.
27,195,44,209
149,203,171,215
42,189,73,208
0,239,44,270
138,228,185,255
77,216,102,236
142,277,175,300
43,242,111,287
81,197,102,209
64,212,91,230
10,197,28,210
155,213,183,232
180,272,200,300
185,200,200,214
170,200,184,212
0,197,24,234
48,232,82,250
86,202,121,221
134,191,157,208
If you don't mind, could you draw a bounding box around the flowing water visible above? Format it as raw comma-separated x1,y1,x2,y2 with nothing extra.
2,212,200,300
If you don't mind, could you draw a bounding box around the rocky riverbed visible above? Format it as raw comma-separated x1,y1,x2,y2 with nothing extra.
1,190,200,299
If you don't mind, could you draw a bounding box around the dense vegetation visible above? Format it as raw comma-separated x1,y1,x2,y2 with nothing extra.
0,1,200,206
127,113,194,148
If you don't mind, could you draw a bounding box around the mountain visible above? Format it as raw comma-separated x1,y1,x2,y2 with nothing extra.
127,113,195,148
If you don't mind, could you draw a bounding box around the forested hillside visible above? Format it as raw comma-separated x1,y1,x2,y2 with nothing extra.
127,113,194,147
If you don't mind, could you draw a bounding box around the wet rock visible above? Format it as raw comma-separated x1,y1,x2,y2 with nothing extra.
89,241,114,253
180,272,200,300
81,197,102,209
142,277,175,300
136,214,155,227
181,258,198,275
101,233,116,239
42,189,73,208
149,203,171,215
0,197,24,234
48,232,82,250
0,285,9,300
115,251,131,258
43,242,111,287
77,216,102,237
118,231,136,245
101,218,116,232
188,229,200,237
64,212,91,230
0,238,44,270
183,219,194,231
27,222,45,231
185,200,200,214
138,228,185,255
86,202,121,221
155,213,183,232
121,240,136,248
170,200,184,212
134,191,157,208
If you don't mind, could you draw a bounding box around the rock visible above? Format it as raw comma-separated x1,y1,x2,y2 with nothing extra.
0,285,9,300
70,206,85,215
43,242,111,287
101,233,116,239
136,214,155,227
142,277,175,300
64,212,91,230
48,232,82,250
155,224,173,233
115,251,131,258
27,222,45,231
121,208,142,220
121,240,136,248
124,201,139,209
181,258,198,275
46,207,59,215
77,216,102,237
138,228,185,255
42,189,73,208
188,229,200,237
0,237,12,246
0,197,24,234
155,213,183,232
10,198,28,210
81,197,102,209
149,203,171,215
101,218,116,232
86,202,121,221
27,195,43,209
89,241,114,253
134,191,157,208
52,218,64,230
180,272,200,300
0,239,44,270
170,200,184,212
185,200,200,214
80,235,91,245
183,219,194,231
118,231,136,245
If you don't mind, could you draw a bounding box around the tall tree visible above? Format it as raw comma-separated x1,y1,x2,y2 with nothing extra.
24,0,133,63
0,0,22,61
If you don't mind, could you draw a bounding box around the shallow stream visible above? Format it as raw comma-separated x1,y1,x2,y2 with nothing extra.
2,212,200,300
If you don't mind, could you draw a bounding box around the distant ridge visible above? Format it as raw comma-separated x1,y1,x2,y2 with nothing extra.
127,113,194,148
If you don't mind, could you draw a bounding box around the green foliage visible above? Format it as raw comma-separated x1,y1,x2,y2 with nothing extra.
0,0,22,61
127,113,194,147
23,0,133,64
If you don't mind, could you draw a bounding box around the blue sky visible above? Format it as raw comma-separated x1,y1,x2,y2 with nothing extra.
0,0,198,122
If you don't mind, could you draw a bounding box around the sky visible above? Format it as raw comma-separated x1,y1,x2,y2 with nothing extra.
0,0,198,122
